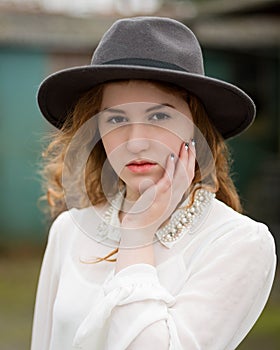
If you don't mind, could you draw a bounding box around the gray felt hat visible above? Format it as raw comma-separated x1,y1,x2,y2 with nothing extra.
37,16,255,138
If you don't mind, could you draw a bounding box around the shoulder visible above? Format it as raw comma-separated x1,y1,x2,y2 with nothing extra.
48,201,109,240
205,198,276,260
187,199,277,282
210,198,270,231
45,211,76,257
51,202,108,227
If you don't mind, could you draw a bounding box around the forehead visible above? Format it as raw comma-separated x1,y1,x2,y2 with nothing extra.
100,80,188,110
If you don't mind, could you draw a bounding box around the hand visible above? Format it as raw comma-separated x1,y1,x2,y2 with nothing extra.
120,140,196,247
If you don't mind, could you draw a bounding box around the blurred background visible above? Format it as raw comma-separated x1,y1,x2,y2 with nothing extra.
0,0,279,349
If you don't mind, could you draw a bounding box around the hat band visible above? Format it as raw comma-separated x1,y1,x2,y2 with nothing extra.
101,58,187,72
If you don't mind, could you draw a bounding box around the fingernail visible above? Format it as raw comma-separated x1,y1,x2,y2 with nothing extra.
191,139,196,147
185,142,189,150
170,153,175,160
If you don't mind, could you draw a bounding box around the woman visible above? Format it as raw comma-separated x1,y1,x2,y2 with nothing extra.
31,17,276,350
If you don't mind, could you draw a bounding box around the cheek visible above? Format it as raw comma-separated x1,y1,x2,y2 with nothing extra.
157,117,194,149
156,131,183,155
101,136,114,155
173,121,194,142
101,133,126,174
101,130,123,156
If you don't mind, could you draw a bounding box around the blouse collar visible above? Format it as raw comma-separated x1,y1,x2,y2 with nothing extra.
96,187,215,248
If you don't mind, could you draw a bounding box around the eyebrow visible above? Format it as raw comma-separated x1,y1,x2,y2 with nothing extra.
146,103,175,112
103,107,126,114
103,103,175,114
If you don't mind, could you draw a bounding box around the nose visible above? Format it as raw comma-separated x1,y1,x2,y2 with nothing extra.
125,123,150,154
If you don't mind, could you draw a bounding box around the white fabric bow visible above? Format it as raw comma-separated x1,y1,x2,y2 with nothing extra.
73,266,179,349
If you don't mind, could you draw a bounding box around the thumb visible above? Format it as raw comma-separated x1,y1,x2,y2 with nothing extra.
138,178,155,194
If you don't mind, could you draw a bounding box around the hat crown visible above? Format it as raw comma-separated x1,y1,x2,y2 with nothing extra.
38,16,255,137
91,17,204,75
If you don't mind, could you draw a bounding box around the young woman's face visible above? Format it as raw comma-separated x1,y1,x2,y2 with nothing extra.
98,80,194,200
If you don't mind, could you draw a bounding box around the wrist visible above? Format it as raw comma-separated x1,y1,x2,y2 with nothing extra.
115,240,155,273
119,227,155,249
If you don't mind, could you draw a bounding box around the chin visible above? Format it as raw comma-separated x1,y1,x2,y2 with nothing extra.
120,166,164,191
124,174,162,193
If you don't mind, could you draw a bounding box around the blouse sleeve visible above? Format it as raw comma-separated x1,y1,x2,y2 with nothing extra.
31,212,68,350
73,221,276,350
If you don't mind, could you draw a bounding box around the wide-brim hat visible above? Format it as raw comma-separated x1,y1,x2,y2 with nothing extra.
37,16,255,139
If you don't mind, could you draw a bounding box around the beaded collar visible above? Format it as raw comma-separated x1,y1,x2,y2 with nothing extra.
96,188,215,248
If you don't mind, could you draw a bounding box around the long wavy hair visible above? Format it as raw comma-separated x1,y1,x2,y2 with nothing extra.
39,79,241,261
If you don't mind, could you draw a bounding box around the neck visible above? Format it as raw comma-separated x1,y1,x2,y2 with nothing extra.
118,186,139,223
118,186,190,224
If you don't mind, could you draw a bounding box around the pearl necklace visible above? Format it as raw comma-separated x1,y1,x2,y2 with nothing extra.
156,188,215,245
96,187,215,248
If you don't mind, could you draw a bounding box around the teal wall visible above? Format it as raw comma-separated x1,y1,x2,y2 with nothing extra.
0,45,278,243
0,47,48,242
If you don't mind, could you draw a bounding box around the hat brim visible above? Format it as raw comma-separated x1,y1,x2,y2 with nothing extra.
37,64,255,139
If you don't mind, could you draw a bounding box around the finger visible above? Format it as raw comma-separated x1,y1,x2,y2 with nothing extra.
165,153,176,182
173,141,193,191
133,152,175,211
129,184,157,215
187,138,196,179
156,153,176,192
174,142,189,178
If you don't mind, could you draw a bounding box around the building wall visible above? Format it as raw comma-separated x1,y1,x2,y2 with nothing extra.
0,47,47,242
0,46,90,244
0,43,278,246
204,47,279,243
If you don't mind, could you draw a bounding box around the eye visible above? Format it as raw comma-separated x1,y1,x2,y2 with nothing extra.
107,116,128,124
149,112,171,121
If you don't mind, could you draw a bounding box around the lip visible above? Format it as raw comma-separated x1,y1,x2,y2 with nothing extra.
126,160,157,173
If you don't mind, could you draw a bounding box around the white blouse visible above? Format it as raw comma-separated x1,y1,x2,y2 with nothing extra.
31,190,276,350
